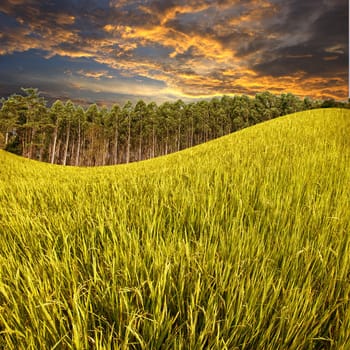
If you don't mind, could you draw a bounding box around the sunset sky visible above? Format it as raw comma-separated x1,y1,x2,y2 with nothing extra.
0,0,347,105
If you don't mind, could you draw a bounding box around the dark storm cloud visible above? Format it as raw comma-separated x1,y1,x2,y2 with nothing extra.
252,0,348,78
148,0,177,14
0,0,116,37
273,0,322,31
254,52,346,78
310,1,347,48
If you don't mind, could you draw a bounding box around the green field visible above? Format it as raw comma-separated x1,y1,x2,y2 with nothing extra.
0,108,349,349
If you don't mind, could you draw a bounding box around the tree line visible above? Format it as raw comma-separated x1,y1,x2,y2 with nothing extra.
0,88,347,166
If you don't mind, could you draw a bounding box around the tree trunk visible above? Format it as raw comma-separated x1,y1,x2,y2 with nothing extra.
29,128,36,159
24,128,30,158
152,126,155,158
70,141,75,165
165,129,168,155
56,139,61,164
104,140,109,165
63,122,70,166
126,115,131,164
114,127,119,164
75,120,81,166
38,132,45,162
190,116,194,148
138,135,142,161
51,123,58,164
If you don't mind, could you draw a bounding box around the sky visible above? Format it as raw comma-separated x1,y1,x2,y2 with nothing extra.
0,0,348,105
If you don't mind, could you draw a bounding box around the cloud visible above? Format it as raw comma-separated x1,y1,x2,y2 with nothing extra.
0,0,347,101
250,0,347,95
76,69,114,79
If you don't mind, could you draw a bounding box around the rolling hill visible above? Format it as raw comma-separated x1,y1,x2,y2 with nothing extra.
0,108,349,349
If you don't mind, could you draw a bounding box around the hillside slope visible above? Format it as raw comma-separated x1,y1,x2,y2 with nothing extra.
0,108,349,349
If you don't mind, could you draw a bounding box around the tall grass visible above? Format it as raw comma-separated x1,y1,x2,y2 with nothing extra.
0,108,349,349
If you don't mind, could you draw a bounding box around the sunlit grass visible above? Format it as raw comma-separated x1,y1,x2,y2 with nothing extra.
0,108,349,349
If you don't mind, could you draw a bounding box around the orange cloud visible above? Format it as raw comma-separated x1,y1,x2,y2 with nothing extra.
160,4,211,25
55,14,76,25
77,70,114,79
323,56,338,61
235,71,347,100
105,22,235,64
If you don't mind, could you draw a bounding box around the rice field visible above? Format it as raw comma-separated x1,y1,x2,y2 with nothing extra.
0,108,349,349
